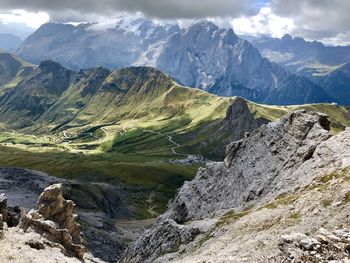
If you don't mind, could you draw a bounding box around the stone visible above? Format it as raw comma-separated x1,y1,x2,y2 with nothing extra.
21,184,85,259
300,237,320,250
120,219,200,263
0,194,8,223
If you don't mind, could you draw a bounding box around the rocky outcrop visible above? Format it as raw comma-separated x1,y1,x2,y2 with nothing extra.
168,110,331,222
0,183,106,262
120,219,200,263
0,194,23,228
120,111,350,262
279,228,350,262
21,184,85,259
0,168,131,262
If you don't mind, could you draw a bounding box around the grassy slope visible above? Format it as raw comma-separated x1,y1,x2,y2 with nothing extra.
249,102,350,133
0,60,349,218
0,50,35,94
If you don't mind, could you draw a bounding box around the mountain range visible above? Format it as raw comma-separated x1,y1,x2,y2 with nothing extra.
252,34,350,79
0,33,22,52
14,18,343,105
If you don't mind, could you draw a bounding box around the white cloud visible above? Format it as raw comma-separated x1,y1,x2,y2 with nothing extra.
270,0,350,45
0,9,49,28
232,7,295,38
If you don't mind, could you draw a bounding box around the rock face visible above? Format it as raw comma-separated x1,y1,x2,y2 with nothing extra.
21,184,85,259
0,193,23,228
120,219,200,263
120,111,350,262
168,110,331,222
16,19,180,70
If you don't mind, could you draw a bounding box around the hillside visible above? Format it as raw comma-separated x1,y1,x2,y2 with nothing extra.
321,63,350,105
0,50,35,93
0,33,22,52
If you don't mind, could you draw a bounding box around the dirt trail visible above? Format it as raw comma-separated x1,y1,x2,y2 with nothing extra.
144,130,188,157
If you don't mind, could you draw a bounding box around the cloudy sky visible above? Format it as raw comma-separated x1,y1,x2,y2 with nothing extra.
0,0,349,45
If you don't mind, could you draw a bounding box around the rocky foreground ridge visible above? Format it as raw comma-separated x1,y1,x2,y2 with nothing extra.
0,168,131,262
0,184,103,262
120,110,350,262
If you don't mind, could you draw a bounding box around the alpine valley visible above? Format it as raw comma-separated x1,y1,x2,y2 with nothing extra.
0,12,349,263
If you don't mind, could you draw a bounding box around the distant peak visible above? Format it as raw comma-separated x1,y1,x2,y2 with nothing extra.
190,20,218,31
281,34,293,41
39,60,66,72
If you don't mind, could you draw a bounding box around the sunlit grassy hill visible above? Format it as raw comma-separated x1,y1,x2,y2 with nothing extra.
0,53,349,218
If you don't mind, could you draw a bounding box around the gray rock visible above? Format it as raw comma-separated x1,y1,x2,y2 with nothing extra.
21,184,85,259
120,219,200,263
121,111,350,262
279,228,350,262
167,110,331,222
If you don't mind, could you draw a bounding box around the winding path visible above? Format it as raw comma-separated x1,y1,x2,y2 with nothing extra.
143,130,188,157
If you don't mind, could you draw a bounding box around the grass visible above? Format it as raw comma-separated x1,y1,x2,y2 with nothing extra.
248,101,350,134
343,192,350,204
0,144,200,219
264,193,299,209
216,210,250,226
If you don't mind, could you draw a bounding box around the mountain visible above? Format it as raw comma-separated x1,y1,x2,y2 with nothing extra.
144,21,287,98
121,111,350,263
0,50,35,92
16,19,180,69
252,34,350,79
0,53,347,154
262,75,335,105
15,19,334,105
0,60,73,128
320,63,350,105
0,33,22,52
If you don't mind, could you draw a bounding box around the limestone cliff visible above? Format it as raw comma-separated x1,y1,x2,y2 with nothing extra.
120,111,350,262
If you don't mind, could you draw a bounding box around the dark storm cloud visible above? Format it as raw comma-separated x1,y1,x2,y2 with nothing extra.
0,0,253,19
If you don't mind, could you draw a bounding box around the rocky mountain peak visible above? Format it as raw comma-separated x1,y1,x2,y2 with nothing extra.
281,33,293,41
38,59,68,73
167,110,331,223
222,28,238,45
188,20,219,32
